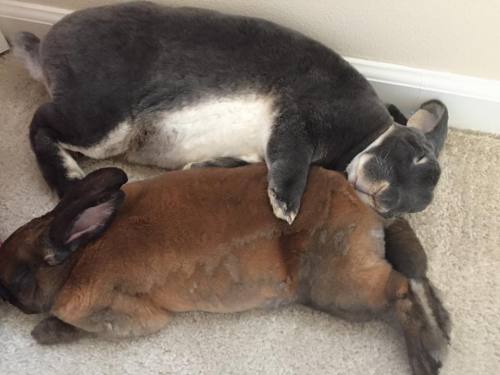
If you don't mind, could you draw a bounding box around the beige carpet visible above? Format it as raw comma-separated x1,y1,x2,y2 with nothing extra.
1,52,499,375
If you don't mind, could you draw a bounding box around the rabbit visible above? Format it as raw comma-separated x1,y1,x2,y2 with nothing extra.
0,165,450,375
13,1,448,224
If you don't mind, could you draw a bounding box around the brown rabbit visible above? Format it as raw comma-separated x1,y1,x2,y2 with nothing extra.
0,165,450,375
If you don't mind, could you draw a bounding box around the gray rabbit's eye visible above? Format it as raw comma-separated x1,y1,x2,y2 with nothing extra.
413,155,428,165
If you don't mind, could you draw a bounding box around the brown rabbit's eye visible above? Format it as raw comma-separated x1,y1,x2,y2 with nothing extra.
10,264,32,293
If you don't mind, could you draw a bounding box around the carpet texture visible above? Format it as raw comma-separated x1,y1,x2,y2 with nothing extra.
1,53,499,375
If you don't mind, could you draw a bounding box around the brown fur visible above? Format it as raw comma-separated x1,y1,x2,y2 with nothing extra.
0,165,450,374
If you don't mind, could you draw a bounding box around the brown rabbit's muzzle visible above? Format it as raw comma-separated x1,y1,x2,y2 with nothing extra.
0,279,10,302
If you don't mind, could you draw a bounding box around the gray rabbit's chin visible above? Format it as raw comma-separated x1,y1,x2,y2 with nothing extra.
346,159,395,217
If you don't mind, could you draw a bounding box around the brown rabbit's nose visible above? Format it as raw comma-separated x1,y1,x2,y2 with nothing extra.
0,280,11,302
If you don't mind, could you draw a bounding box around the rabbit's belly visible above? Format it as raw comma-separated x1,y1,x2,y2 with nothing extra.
126,93,277,169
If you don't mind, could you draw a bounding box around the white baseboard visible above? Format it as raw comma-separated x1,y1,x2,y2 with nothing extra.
0,0,69,39
0,0,69,25
349,58,500,133
1,0,499,133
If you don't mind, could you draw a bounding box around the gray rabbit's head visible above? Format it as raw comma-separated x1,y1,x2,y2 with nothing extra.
346,100,448,217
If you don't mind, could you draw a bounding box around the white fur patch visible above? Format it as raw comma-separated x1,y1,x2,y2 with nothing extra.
127,93,277,169
57,93,276,171
58,146,84,180
346,125,396,182
410,280,438,330
60,121,134,159
410,279,449,362
346,126,395,212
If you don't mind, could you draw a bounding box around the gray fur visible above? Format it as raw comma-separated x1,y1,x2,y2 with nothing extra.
14,1,447,220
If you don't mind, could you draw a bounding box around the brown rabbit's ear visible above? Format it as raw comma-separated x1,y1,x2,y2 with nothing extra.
43,168,127,265
407,100,448,156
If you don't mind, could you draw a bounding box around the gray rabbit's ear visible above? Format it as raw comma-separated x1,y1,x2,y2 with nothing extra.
386,104,408,125
407,100,448,156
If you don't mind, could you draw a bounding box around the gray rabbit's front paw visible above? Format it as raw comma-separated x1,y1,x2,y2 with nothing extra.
267,175,304,225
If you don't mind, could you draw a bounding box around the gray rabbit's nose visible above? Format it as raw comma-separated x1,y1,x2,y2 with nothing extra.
353,180,371,196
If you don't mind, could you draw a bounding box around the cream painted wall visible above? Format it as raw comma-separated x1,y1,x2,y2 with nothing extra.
16,0,500,80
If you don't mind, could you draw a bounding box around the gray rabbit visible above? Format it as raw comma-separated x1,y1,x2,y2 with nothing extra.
13,1,447,223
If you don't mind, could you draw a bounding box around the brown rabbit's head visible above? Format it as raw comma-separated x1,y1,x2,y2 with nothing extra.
0,168,127,313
